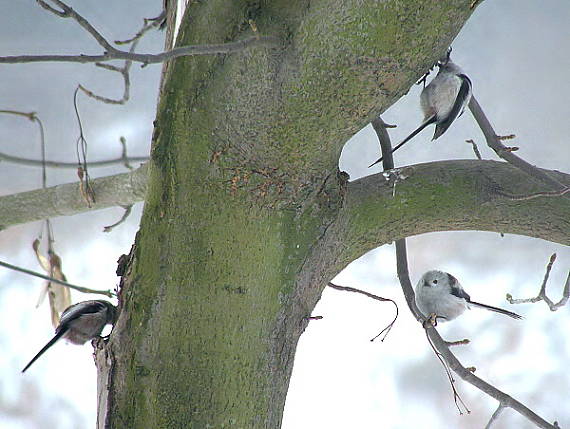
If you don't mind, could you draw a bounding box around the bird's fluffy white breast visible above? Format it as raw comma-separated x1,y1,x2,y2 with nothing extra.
415,282,468,321
420,73,462,121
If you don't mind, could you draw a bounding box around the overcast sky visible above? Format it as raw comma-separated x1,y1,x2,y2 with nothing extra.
0,1,568,428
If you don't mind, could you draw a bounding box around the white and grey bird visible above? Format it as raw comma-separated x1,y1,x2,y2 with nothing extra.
369,54,472,168
22,300,117,373
415,270,522,322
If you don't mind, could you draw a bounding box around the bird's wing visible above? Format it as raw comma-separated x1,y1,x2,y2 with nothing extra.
431,74,472,140
59,300,109,327
447,274,471,301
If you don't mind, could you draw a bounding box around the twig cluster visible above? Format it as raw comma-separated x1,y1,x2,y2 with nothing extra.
0,0,279,66
507,253,570,311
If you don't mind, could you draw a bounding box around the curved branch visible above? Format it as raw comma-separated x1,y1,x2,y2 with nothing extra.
338,160,570,263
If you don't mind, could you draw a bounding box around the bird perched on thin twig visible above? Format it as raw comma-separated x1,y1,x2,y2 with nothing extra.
22,300,117,373
369,51,472,168
415,270,522,322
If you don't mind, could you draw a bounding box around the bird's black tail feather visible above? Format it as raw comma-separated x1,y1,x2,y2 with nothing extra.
22,328,67,373
469,301,522,320
368,116,436,168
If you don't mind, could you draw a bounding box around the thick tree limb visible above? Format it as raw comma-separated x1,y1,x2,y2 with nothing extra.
0,164,148,230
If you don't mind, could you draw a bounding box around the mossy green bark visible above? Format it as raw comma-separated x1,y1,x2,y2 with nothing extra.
107,1,478,428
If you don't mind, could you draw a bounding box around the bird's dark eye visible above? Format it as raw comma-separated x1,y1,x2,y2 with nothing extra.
433,279,438,284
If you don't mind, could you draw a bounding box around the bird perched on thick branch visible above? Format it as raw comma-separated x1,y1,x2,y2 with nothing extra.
369,52,472,168
22,300,117,373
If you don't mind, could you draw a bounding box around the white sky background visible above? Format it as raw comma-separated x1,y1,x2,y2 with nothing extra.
0,1,569,428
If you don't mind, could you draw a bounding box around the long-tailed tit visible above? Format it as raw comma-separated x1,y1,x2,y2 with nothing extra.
415,270,522,322
22,300,117,373
369,55,472,168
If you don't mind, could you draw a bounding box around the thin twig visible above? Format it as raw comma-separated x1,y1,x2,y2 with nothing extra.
469,96,569,200
73,88,95,206
0,259,115,297
77,22,141,104
0,36,279,65
425,328,470,414
327,282,399,342
0,109,148,168
39,0,116,51
119,137,133,170
0,151,148,168
465,139,482,160
103,205,133,232
506,253,570,311
115,11,166,45
2,0,279,66
485,404,506,429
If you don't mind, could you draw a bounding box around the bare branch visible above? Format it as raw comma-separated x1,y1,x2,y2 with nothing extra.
103,204,133,233
38,0,116,52
0,109,148,168
506,254,570,311
465,139,482,160
0,164,148,230
327,282,398,342
0,259,114,297
2,0,279,66
485,404,506,429
118,137,133,169
0,151,148,169
371,113,561,429
77,17,144,104
115,11,166,45
469,96,569,199
0,36,280,65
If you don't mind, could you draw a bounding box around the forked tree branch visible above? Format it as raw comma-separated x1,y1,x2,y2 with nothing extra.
0,0,279,66
372,114,561,429
507,253,570,311
468,96,569,199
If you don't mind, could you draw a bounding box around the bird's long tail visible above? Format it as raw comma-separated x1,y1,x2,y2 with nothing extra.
368,116,436,168
469,301,522,319
22,329,67,373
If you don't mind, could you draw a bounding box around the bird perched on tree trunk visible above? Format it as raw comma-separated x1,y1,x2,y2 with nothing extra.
369,51,472,168
22,300,117,373
415,270,522,322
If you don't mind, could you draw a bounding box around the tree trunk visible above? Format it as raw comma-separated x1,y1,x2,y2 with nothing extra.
95,2,555,428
